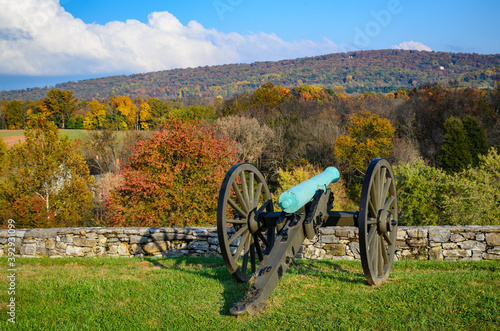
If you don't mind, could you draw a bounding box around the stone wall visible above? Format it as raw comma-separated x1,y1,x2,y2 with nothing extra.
1,226,499,261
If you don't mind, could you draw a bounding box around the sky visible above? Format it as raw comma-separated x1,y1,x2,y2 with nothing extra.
1,0,499,91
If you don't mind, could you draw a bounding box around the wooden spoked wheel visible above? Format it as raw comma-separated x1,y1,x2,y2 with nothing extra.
358,158,398,286
217,163,275,283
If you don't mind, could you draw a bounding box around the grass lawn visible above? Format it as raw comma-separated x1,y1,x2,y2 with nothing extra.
0,257,498,330
0,129,87,147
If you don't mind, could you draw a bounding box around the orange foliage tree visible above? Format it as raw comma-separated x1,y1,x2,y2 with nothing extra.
106,119,238,227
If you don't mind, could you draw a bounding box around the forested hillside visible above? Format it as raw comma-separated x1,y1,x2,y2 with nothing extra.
2,50,499,101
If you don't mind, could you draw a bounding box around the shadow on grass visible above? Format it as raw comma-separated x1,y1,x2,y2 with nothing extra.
137,228,369,316
289,259,367,285
136,227,248,316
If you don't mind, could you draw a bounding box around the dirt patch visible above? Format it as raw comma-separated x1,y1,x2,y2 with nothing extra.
2,135,25,147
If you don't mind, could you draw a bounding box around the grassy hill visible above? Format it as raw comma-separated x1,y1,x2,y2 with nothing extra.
2,49,499,101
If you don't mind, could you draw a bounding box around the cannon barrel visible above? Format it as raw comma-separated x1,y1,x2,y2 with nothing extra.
278,167,340,213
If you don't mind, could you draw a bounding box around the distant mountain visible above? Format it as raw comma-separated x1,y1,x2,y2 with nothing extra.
2,49,499,101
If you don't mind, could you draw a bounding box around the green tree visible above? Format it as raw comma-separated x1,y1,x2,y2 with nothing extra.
106,119,237,227
462,116,489,167
39,89,78,129
438,116,473,173
2,115,93,227
5,100,24,129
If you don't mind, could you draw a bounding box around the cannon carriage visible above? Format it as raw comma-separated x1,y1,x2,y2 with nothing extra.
217,158,398,315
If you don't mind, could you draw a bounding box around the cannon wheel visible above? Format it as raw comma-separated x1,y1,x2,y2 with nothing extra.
358,158,398,286
217,163,275,283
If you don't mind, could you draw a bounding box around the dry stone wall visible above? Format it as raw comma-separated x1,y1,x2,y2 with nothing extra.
1,226,499,261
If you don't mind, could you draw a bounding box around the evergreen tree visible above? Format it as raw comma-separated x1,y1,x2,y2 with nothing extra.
438,116,472,173
462,116,489,167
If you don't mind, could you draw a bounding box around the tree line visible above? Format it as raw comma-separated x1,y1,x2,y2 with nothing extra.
1,80,499,228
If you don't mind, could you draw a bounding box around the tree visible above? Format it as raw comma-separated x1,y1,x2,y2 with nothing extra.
334,112,395,174
5,100,24,129
111,96,137,130
39,89,77,129
215,115,273,165
106,119,238,227
83,100,109,129
2,115,93,227
462,116,489,167
438,116,473,173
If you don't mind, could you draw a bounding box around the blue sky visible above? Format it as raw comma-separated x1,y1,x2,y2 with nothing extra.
1,0,499,91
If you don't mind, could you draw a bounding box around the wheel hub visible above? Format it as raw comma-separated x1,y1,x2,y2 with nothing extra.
247,208,261,234
377,209,396,234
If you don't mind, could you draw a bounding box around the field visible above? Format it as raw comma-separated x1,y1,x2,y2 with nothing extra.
0,257,498,330
0,130,87,147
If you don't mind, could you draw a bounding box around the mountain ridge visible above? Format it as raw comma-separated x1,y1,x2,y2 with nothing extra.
2,49,499,101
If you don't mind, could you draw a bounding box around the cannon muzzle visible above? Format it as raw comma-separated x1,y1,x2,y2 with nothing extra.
278,167,340,213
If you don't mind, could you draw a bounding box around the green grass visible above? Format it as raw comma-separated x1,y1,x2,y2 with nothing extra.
0,130,87,139
0,257,498,330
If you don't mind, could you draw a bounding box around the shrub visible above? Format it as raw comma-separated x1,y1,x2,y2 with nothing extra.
394,159,446,226
441,148,500,225
106,119,238,227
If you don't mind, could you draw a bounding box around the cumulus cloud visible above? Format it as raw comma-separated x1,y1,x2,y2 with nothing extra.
392,41,432,52
0,0,342,76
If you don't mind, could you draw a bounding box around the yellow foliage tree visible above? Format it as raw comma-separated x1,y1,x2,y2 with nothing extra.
112,96,137,130
139,101,152,130
83,100,108,129
334,112,395,174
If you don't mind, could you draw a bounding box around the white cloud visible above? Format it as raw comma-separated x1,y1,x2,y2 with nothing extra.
392,41,432,52
0,0,343,76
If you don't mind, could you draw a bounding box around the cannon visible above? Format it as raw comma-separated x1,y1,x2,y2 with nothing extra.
217,158,398,315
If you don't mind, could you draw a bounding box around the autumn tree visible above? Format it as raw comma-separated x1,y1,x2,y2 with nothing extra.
334,112,395,174
215,115,273,165
83,100,109,129
39,89,77,129
106,119,238,227
1,115,93,227
111,96,137,130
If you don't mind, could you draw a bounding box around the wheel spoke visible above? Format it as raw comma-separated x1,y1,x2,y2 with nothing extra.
228,198,247,219
254,239,264,260
380,236,389,266
241,252,249,273
250,243,256,273
377,235,384,276
240,172,251,211
378,167,387,207
382,195,395,212
381,177,392,203
228,226,248,245
254,182,263,209
232,181,248,214
370,183,379,212
383,232,394,246
232,232,250,264
248,172,255,209
367,217,377,225
256,231,271,248
226,218,247,225
367,225,377,247
368,198,378,217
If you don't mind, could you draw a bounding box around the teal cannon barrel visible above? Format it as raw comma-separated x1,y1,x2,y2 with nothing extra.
278,167,340,213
